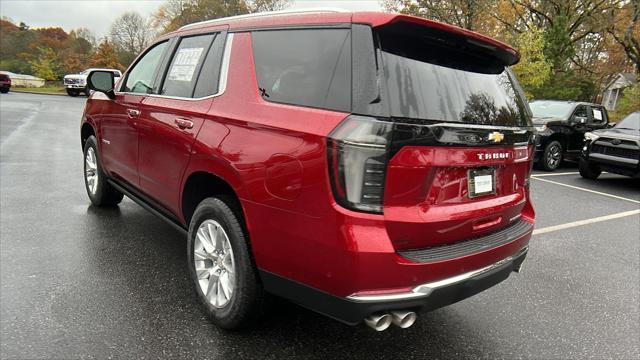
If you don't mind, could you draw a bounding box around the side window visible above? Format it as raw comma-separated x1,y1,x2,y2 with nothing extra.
162,34,214,98
193,33,226,98
252,29,351,112
122,41,168,94
574,105,588,119
589,106,606,124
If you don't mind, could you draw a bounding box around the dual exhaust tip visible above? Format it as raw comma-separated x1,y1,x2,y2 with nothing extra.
364,310,417,331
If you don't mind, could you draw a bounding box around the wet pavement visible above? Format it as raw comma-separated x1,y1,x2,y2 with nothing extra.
1,92,638,359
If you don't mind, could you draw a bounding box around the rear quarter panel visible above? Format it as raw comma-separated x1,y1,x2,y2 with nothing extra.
182,32,354,292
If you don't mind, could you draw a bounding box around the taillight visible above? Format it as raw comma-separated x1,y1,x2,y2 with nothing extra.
524,144,534,188
327,115,393,214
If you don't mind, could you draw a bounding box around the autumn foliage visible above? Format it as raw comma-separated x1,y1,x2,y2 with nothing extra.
384,0,639,102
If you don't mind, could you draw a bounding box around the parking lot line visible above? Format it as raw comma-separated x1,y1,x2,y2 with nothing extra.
533,209,640,235
531,177,640,204
531,172,580,177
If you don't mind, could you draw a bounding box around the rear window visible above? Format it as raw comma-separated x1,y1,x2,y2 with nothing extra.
0,74,9,80
252,29,351,112
376,24,529,126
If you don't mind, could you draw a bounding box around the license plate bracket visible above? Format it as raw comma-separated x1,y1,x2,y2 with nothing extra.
468,168,496,198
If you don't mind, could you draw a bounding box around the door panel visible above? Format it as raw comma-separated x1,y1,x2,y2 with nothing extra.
137,97,210,215
136,32,225,215
99,94,143,186
102,39,172,188
568,105,589,152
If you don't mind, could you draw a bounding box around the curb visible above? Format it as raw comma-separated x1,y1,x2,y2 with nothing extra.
10,89,71,97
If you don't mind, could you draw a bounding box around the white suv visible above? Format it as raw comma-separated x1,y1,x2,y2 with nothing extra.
64,68,121,96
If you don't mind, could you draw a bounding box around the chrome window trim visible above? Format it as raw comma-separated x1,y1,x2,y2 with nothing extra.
392,122,531,132
115,33,234,101
346,246,529,303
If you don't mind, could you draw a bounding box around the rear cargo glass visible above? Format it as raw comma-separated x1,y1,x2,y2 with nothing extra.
376,25,529,127
252,29,351,112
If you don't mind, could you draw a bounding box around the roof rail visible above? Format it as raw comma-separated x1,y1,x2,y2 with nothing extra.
178,8,351,31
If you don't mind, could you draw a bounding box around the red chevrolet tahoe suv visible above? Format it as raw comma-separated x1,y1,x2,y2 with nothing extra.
81,10,535,331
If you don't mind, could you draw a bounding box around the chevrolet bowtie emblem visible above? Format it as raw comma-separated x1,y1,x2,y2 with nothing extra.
488,132,505,143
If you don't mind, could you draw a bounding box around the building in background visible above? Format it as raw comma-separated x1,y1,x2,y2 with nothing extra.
601,73,637,111
0,71,46,87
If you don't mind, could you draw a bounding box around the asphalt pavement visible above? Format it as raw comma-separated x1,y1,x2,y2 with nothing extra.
1,92,638,359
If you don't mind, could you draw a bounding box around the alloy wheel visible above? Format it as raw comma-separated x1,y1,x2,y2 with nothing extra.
194,220,236,308
85,147,98,195
546,144,561,169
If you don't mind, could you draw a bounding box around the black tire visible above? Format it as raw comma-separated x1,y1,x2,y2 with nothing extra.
187,197,264,329
83,136,124,206
0,87,8,93
579,158,601,179
67,89,78,97
540,140,563,171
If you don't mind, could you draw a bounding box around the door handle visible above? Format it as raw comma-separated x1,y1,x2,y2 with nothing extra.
175,118,194,129
127,109,140,118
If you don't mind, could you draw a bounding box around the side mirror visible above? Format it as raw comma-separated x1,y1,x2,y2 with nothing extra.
87,70,116,99
572,116,587,125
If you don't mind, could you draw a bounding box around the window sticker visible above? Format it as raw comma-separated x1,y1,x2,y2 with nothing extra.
167,47,204,82
592,109,603,121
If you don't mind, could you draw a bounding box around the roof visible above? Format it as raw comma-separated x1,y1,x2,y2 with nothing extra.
603,72,638,91
620,73,637,83
162,10,518,63
530,100,601,108
177,8,349,30
0,71,44,81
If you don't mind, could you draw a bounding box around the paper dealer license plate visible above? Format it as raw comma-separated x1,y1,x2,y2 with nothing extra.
468,168,496,198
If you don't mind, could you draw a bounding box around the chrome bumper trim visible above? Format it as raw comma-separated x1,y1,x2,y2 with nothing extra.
346,246,529,303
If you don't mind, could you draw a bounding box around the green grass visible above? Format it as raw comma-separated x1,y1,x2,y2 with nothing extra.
12,86,66,95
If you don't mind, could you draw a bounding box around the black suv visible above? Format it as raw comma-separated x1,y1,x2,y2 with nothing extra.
579,112,640,179
530,100,610,171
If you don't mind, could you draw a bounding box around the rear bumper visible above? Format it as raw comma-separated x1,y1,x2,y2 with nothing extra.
261,246,528,325
247,187,534,324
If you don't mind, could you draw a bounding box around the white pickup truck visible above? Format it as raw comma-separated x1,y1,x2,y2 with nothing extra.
63,68,122,96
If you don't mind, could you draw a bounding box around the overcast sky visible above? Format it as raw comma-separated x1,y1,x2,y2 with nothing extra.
0,0,381,37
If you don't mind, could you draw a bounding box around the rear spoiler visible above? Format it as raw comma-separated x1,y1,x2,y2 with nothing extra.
353,12,520,66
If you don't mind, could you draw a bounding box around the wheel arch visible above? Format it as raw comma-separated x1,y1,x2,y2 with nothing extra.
180,169,248,229
545,133,567,151
81,121,96,150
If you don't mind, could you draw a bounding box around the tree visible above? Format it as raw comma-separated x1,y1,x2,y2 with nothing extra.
531,71,597,101
152,0,191,32
29,47,58,80
152,0,292,33
110,12,152,67
510,28,552,98
249,0,291,12
91,40,124,70
607,1,640,73
382,0,490,31
59,28,95,74
0,19,36,62
611,82,640,120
